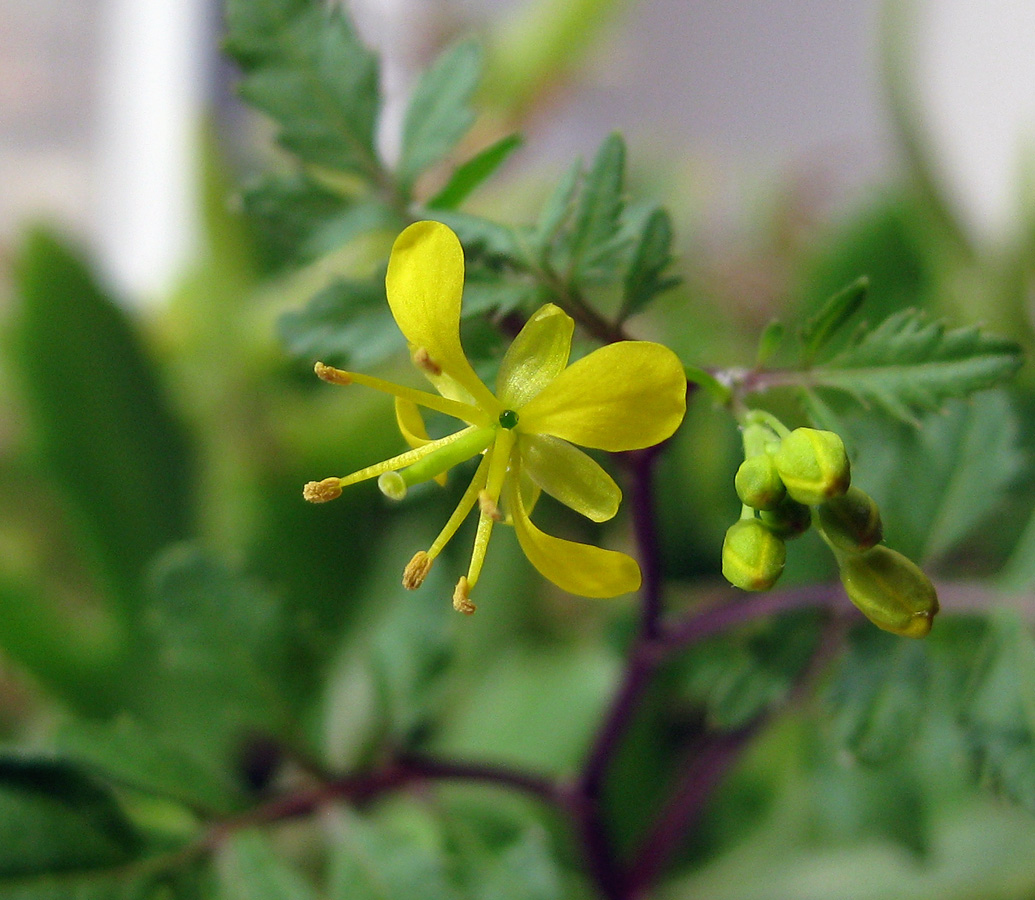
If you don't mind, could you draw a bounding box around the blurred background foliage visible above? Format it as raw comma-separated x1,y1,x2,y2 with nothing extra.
1,0,1035,897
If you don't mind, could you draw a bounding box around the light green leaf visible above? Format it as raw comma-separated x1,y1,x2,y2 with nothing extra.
399,41,482,189
217,831,318,900
828,628,930,764
962,612,1035,813
278,279,404,370
807,308,1022,422
755,319,785,367
428,134,523,211
11,229,194,617
328,807,460,900
847,391,1024,563
469,829,564,900
532,159,581,252
799,276,868,362
620,207,679,320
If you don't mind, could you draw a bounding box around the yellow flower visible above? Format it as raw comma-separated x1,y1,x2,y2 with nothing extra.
304,221,686,612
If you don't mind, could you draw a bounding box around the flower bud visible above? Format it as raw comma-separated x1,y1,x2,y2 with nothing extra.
774,428,851,505
722,519,786,591
839,546,939,638
819,486,883,553
759,496,812,539
735,454,786,510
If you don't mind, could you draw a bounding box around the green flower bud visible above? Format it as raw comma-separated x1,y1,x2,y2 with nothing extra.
722,519,786,591
839,546,939,638
759,496,812,539
774,427,851,505
735,453,786,510
819,486,883,553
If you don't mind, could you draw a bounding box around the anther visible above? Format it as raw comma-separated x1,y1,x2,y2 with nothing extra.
402,551,433,590
478,490,503,522
452,576,476,614
412,347,442,377
314,361,352,386
303,478,343,503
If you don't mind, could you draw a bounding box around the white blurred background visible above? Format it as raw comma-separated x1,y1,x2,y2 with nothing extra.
1,0,1032,301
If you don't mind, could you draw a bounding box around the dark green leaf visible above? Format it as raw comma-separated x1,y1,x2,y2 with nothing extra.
217,831,318,900
12,229,193,615
828,628,930,764
428,134,523,211
962,612,1035,813
799,276,868,361
620,208,679,320
231,5,381,179
809,308,1023,422
278,279,403,369
399,41,482,189
0,755,140,878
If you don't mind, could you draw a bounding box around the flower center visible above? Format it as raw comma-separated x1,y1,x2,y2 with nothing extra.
498,409,519,429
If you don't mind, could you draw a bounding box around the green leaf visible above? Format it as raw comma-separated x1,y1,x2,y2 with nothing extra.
278,279,403,370
807,308,1023,422
11,229,194,616
217,831,318,900
847,391,1024,563
799,276,868,361
962,612,1035,813
0,755,140,878
828,628,930,765
230,3,381,179
328,807,461,900
755,319,785,367
399,41,482,190
620,207,679,320
684,365,732,405
430,211,524,262
428,134,523,211
468,829,564,900
567,133,626,279
532,159,581,253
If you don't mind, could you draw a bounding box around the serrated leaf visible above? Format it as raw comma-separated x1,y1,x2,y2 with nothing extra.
807,308,1023,422
847,391,1024,563
231,4,381,179
399,41,482,190
278,279,403,369
620,207,679,320
962,612,1035,813
217,831,318,900
828,628,930,764
566,133,626,279
0,755,141,878
11,229,193,616
428,134,523,211
799,276,868,361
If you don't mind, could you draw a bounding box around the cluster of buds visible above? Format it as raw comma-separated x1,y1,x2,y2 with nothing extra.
722,414,938,638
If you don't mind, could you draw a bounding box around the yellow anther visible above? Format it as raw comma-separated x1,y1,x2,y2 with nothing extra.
303,478,343,503
403,551,433,590
452,576,476,614
478,490,503,522
314,361,352,386
412,347,442,377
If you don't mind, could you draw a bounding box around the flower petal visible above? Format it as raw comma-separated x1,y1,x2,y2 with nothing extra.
386,221,498,411
496,304,574,409
518,341,686,451
520,434,620,522
507,466,641,598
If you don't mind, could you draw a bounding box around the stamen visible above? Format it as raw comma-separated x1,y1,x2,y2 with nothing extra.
402,551,433,590
427,454,492,559
452,576,476,614
303,478,343,503
412,347,442,377
314,362,352,386
478,490,503,522
465,429,515,590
